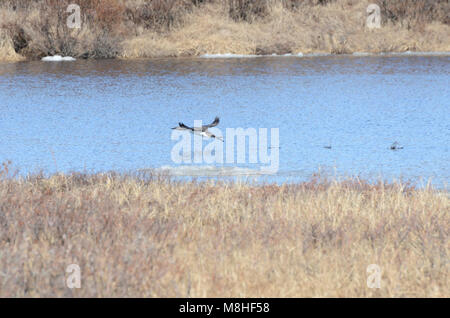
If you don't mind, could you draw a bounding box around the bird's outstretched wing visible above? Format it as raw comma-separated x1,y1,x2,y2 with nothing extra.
202,116,220,130
172,122,194,130
179,122,194,130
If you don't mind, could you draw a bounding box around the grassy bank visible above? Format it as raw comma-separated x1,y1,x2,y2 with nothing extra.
0,0,449,61
0,168,448,297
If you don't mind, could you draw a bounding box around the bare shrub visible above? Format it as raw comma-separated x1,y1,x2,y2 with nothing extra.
124,0,196,31
87,0,126,32
227,0,337,21
228,0,270,22
376,0,450,27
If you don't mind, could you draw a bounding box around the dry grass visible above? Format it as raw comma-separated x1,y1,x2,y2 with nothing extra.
0,0,449,61
146,0,450,57
0,164,448,297
0,29,24,62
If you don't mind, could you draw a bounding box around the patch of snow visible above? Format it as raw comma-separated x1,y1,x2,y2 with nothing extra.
42,55,76,61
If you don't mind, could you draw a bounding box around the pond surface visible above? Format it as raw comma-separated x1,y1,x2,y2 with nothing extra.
0,55,449,185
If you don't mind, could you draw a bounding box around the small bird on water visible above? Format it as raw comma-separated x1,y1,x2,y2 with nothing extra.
390,141,403,150
172,116,224,142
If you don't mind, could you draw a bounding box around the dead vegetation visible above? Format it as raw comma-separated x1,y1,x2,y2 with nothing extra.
0,162,448,297
0,0,449,61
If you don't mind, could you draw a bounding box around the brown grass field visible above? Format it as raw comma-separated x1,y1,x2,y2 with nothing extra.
0,0,449,61
0,163,448,297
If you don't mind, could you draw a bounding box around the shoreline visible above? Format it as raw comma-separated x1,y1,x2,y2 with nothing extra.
1,1,449,63
1,166,447,190
1,50,450,63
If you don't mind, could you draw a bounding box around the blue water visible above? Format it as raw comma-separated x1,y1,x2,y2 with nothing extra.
0,56,449,185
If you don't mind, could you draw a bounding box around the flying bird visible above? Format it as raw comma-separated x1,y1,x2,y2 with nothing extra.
172,116,224,142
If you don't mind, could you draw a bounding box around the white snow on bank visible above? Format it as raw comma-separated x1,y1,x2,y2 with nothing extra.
352,52,372,56
201,53,259,58
303,53,332,57
41,55,76,61
200,52,304,58
278,53,304,57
